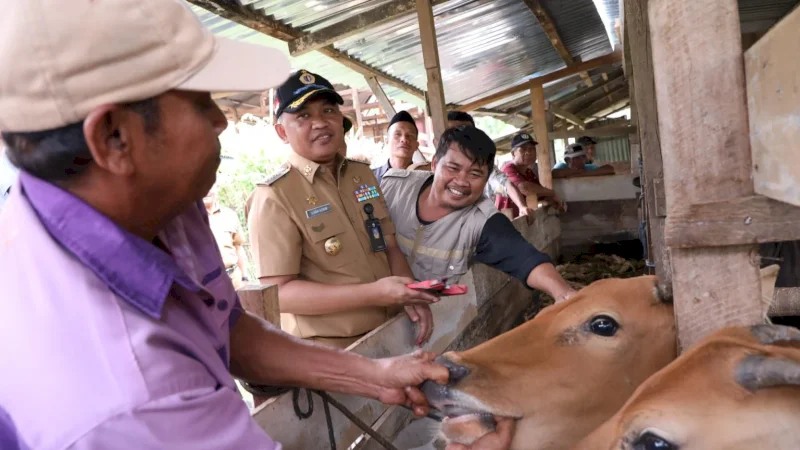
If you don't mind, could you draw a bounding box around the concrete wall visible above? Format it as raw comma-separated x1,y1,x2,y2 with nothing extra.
552,173,641,260
553,173,638,202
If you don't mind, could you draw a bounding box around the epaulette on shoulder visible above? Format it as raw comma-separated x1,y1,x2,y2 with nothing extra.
346,157,371,165
257,162,291,186
383,168,412,178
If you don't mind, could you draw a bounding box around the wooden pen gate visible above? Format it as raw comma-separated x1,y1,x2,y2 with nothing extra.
623,0,800,350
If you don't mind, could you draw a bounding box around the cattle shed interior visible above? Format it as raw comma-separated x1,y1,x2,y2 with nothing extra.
189,0,800,448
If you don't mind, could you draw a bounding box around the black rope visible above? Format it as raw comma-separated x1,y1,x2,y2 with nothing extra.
241,383,428,450
292,388,314,420
319,391,337,450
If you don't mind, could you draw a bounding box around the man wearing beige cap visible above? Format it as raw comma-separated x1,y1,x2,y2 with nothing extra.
0,1,454,448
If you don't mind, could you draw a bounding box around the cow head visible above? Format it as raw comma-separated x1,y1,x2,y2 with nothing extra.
421,275,677,449
574,324,800,450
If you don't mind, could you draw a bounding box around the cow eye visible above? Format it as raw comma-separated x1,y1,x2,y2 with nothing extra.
589,315,618,336
633,432,677,450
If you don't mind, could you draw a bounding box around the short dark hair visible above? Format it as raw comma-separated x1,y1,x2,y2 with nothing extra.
446,110,475,126
2,97,161,183
434,126,495,176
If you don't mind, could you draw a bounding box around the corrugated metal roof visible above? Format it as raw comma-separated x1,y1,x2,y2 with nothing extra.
222,0,617,106
191,4,424,107
739,0,800,33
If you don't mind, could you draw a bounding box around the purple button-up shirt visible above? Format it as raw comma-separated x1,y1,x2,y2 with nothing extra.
0,172,281,449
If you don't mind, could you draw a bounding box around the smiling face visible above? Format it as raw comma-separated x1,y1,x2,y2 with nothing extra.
429,144,490,211
421,275,677,450
275,95,345,164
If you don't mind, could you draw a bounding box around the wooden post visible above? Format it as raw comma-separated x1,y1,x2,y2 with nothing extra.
268,88,275,124
649,0,762,350
416,0,447,140
237,284,281,407
530,82,553,189
624,0,670,285
351,88,364,139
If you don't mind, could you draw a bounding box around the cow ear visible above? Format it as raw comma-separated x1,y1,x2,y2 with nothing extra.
655,282,673,304
736,354,800,392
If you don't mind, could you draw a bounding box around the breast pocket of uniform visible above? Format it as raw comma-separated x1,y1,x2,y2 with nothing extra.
304,215,357,268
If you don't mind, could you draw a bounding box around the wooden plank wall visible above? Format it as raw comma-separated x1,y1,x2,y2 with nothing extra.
247,208,561,449
624,0,670,284
745,6,800,208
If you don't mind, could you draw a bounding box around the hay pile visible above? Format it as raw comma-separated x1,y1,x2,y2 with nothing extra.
525,254,647,320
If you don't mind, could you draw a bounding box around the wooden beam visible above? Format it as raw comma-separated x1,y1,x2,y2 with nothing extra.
555,71,623,108
522,0,593,86
530,82,553,189
364,76,396,120
771,288,800,317
549,123,634,139
187,0,425,100
625,0,670,286
288,0,448,56
549,103,585,129
416,0,447,140
745,6,800,208
649,0,761,350
457,51,622,112
665,195,800,249
573,85,628,118
238,285,280,328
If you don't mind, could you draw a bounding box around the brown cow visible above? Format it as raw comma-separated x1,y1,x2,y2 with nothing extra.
420,275,677,449
574,324,800,450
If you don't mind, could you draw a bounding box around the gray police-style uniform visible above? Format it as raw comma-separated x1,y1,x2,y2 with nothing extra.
381,169,497,283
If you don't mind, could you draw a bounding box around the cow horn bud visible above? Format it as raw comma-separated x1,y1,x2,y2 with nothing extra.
655,282,673,304
750,324,800,345
736,354,800,392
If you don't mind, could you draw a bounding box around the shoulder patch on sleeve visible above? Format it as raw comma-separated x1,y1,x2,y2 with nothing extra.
383,168,412,179
258,162,291,186
346,157,371,165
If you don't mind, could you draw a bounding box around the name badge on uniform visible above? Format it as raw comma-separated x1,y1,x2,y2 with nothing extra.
306,203,332,219
354,184,380,203
363,203,387,252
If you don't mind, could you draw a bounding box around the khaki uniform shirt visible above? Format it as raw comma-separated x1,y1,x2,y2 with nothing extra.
208,205,244,269
246,151,395,345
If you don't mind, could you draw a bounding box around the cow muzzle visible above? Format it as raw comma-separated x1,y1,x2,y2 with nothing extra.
421,356,496,427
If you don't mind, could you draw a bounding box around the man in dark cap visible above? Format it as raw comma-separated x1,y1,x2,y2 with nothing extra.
246,70,437,349
496,132,561,217
373,110,425,183
381,126,576,303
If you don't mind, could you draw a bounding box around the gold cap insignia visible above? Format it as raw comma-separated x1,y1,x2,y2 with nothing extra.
299,72,316,85
324,237,342,256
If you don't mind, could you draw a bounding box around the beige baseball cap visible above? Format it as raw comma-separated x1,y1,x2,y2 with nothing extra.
0,0,291,132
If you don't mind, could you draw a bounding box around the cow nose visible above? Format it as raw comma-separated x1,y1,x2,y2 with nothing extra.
436,355,470,385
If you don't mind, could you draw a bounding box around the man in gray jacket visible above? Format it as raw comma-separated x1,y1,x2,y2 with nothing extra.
380,126,575,303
